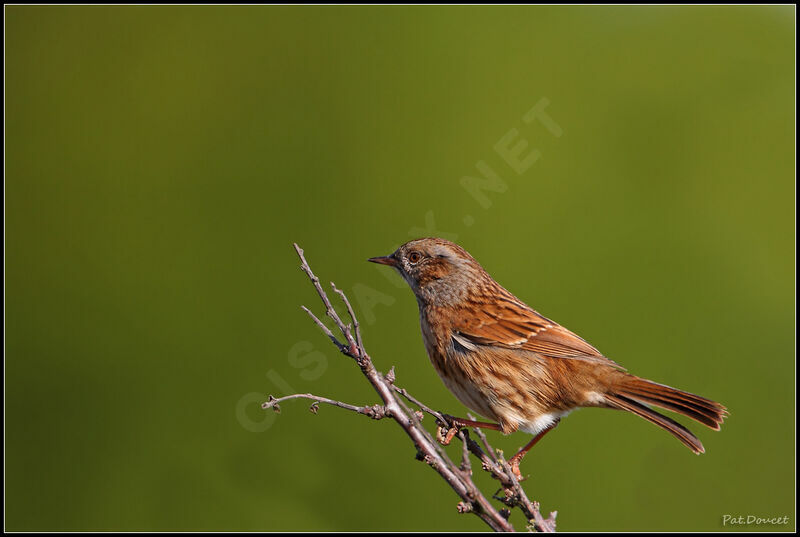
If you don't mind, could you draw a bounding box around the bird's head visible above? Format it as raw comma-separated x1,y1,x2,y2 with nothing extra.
368,238,486,306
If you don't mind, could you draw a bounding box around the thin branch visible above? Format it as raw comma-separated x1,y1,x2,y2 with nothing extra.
331,282,365,357
392,385,446,423
262,393,387,419
458,430,472,474
469,413,500,464
293,244,359,355
300,306,346,353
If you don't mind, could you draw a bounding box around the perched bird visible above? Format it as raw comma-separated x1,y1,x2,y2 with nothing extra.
369,238,726,477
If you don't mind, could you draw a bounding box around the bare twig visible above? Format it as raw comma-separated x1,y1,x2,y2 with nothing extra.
469,413,500,464
300,306,346,352
458,430,472,474
331,282,365,358
392,385,446,423
265,244,557,532
262,393,387,420
294,244,359,356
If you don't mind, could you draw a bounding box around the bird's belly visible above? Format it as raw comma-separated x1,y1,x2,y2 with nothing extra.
520,409,574,436
428,339,572,432
428,348,544,430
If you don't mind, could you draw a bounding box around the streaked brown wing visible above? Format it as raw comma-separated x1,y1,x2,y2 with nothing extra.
453,299,624,369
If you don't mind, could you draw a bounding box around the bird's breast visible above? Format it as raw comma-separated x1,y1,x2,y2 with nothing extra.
417,309,496,418
417,305,586,433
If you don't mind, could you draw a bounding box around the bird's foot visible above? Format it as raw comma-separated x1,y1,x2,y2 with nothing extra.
509,460,525,481
436,414,503,445
435,414,463,446
507,455,532,482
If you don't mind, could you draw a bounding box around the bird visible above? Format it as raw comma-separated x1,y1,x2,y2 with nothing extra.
369,237,727,478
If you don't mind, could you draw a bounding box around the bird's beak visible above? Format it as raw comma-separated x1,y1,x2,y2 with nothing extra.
368,255,398,267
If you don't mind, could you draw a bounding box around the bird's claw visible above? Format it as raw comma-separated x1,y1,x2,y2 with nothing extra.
436,414,462,445
436,425,461,445
508,459,529,482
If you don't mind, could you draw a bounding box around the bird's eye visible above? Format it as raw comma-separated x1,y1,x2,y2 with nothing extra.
408,251,422,264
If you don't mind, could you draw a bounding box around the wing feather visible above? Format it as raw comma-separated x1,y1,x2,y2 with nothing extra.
453,298,624,369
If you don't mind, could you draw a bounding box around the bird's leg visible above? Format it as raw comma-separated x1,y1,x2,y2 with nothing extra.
436,414,502,445
508,418,560,479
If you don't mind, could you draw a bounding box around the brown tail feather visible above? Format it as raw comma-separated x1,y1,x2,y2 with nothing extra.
628,381,723,414
617,376,727,430
605,393,706,454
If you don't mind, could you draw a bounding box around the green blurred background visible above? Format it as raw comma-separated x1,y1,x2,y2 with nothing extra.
5,5,795,532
